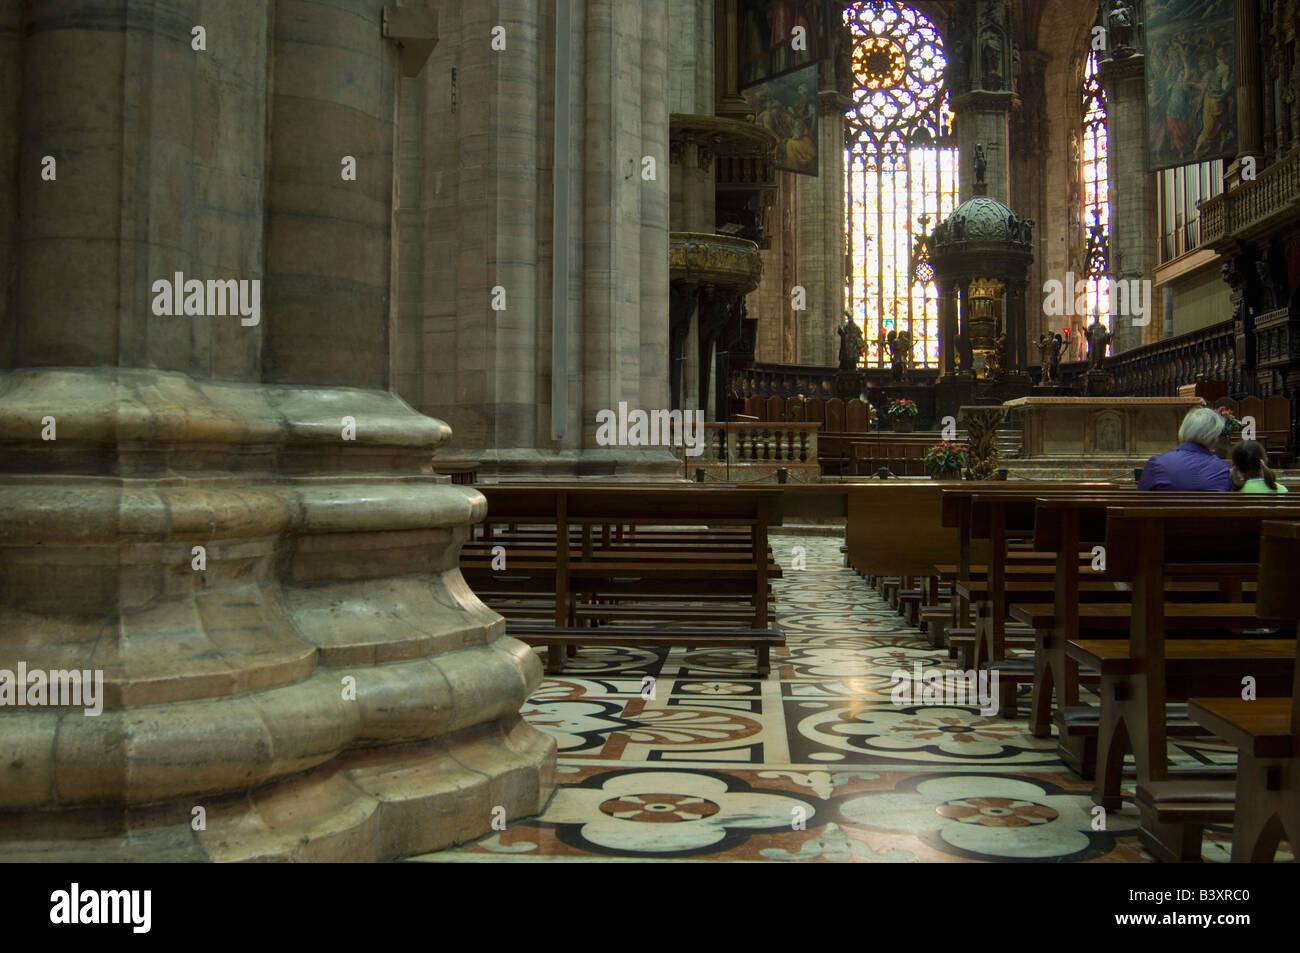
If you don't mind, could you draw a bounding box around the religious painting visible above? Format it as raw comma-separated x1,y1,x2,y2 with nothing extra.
741,64,820,176
1144,0,1237,172
737,0,828,89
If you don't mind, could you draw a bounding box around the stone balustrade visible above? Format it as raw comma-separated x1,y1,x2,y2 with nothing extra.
701,421,820,464
679,421,820,483
1200,145,1300,247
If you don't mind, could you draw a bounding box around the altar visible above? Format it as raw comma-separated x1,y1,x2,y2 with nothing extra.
1002,396,1208,480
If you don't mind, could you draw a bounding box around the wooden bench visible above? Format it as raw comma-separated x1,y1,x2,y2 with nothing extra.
1020,493,1270,754
462,484,785,676
851,436,944,477
1068,505,1299,816
1169,519,1300,862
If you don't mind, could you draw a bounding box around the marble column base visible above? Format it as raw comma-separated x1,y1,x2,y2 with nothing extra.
0,367,555,861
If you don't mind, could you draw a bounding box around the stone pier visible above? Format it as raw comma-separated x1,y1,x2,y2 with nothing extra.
0,0,552,861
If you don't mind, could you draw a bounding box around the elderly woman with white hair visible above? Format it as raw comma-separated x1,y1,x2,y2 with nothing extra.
1137,406,1231,491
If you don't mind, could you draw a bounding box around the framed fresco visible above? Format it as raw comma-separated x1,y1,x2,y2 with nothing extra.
737,0,829,90
1144,0,1237,172
740,63,820,176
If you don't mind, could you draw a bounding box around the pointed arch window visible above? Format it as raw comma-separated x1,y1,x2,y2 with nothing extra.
843,0,957,369
1081,47,1110,329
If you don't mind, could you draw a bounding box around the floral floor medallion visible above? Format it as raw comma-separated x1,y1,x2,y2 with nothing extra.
411,534,1275,863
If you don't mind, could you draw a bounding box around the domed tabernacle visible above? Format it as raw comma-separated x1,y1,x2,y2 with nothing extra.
932,194,1034,248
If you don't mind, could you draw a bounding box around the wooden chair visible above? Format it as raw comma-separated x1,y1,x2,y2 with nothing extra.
825,398,845,434
845,398,869,434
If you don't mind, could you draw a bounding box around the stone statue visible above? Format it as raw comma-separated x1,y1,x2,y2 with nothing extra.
1256,260,1281,312
980,28,1003,89
1086,318,1112,370
946,35,969,96
885,329,913,382
1106,1,1136,57
837,312,865,371
982,331,1007,382
974,143,987,184
1036,332,1065,384
992,331,1008,379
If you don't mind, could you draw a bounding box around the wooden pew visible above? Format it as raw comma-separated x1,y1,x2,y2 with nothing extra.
1067,505,1299,817
462,484,785,676
1163,520,1300,862
1020,493,1265,755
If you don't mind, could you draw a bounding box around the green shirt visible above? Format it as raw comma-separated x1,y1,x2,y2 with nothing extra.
1239,478,1288,493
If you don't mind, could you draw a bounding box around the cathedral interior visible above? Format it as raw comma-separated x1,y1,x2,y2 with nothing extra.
2,0,1300,875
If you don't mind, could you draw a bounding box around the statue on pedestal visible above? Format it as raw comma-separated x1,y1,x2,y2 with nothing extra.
974,143,987,185
1085,318,1112,370
1036,332,1065,384
838,312,865,371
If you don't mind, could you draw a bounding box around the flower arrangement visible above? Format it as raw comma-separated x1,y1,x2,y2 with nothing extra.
924,441,969,476
886,398,919,418
1215,406,1243,433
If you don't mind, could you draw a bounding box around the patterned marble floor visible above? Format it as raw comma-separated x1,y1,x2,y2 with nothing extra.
412,534,1281,863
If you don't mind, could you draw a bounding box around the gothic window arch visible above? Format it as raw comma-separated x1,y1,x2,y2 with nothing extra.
1080,46,1110,334
844,0,957,369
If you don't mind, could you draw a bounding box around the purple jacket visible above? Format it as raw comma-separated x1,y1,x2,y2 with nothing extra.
1138,442,1231,491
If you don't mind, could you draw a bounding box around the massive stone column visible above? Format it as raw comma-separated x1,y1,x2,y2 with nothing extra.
1100,44,1157,353
0,0,552,861
949,0,1016,205
411,0,677,479
795,90,852,366
580,0,677,470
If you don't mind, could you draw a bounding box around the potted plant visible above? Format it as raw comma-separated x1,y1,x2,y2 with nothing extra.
1215,406,1243,434
1215,406,1243,457
924,441,968,480
886,398,919,432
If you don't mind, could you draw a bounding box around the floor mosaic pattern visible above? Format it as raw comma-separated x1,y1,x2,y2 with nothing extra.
412,535,1270,863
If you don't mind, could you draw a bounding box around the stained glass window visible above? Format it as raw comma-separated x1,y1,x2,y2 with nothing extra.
1081,47,1110,329
843,1,957,369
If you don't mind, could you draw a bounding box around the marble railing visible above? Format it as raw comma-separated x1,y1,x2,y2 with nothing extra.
1105,319,1240,396
694,421,820,465
1200,146,1300,246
